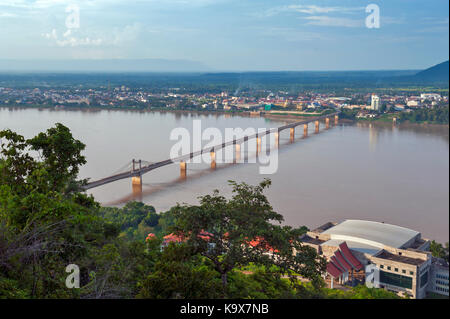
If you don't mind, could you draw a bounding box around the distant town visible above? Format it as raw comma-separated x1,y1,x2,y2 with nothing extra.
1,85,448,124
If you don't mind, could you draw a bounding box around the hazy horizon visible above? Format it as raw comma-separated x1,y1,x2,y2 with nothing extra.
0,58,442,73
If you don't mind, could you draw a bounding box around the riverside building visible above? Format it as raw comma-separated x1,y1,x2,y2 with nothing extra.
300,219,449,299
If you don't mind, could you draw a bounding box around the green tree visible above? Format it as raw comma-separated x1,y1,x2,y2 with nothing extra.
0,124,122,298
430,240,449,261
170,179,326,293
137,244,223,299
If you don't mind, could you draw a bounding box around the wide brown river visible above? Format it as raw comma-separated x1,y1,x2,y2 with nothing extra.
1,107,448,242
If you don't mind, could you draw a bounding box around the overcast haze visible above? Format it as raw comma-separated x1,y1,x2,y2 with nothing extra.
0,0,448,71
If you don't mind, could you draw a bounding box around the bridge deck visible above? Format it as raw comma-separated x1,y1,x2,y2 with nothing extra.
82,112,339,190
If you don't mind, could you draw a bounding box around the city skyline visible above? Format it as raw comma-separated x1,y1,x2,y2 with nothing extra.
0,0,449,71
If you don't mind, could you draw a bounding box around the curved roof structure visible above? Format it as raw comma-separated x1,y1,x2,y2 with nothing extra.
322,220,420,249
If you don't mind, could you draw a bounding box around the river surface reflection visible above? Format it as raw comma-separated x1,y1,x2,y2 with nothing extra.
1,108,448,242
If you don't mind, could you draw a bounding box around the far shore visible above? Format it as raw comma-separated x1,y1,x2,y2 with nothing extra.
1,104,448,128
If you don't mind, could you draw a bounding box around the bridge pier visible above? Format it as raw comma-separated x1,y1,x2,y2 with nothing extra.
274,132,279,147
132,159,143,190
290,127,295,142
210,151,216,169
257,137,262,153
303,124,308,137
235,143,241,162
393,117,397,125
132,179,142,199
326,118,330,129
334,115,339,125
132,175,142,186
132,174,142,198
315,121,319,133
180,161,187,178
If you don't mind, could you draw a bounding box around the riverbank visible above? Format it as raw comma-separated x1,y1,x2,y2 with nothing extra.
0,104,309,123
2,104,448,128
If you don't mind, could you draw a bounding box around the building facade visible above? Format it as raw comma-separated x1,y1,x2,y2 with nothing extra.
300,220,449,299
370,94,380,111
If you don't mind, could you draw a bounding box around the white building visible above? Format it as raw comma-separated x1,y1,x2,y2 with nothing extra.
301,219,449,299
371,94,380,111
420,93,441,101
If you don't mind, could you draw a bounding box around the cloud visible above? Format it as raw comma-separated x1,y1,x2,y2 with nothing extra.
41,23,145,47
303,16,363,28
0,12,18,17
256,4,363,18
288,5,363,15
260,27,324,42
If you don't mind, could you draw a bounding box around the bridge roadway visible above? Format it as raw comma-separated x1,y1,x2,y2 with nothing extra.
81,112,340,190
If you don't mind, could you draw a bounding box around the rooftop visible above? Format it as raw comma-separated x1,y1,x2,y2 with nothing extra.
374,250,426,266
321,220,420,250
322,239,380,256
301,234,326,245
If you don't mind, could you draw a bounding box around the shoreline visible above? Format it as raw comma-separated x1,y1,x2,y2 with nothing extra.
1,104,448,128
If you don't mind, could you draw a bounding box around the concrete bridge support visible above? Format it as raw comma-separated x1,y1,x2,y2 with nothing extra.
132,175,142,186
210,151,216,169
132,174,142,198
393,117,397,125
326,117,330,129
132,180,142,199
274,132,279,147
132,159,143,189
290,128,295,142
180,161,187,178
303,124,308,137
334,115,339,125
235,143,241,162
257,137,262,153
315,121,319,133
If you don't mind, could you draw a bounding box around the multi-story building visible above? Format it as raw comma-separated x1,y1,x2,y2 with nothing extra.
300,219,449,299
429,257,449,296
370,94,380,111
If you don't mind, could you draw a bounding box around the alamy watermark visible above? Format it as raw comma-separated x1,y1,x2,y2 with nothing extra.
65,264,80,289
169,120,279,175
366,4,380,29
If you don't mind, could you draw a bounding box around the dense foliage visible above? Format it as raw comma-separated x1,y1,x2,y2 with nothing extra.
398,106,449,124
0,124,403,299
430,240,449,261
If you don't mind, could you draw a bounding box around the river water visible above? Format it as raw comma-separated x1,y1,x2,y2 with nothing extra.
1,107,448,242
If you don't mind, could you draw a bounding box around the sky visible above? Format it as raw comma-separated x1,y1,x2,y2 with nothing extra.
0,0,448,71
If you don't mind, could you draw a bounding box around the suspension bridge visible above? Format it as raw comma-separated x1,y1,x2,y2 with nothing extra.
81,112,340,191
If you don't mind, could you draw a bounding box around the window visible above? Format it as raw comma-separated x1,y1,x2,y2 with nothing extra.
395,268,399,272
410,271,414,275
387,266,391,270
398,252,402,256
380,265,384,269
420,271,429,288
380,271,413,289
402,270,406,274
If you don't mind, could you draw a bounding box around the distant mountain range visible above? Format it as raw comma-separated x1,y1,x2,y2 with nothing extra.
415,60,449,81
0,60,447,89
